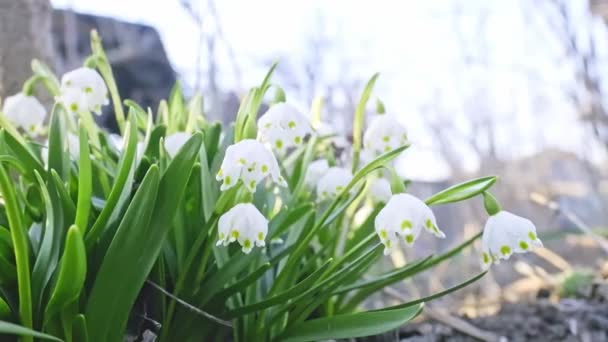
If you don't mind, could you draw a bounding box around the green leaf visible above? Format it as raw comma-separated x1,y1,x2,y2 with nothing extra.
44,225,86,322
0,297,10,319
279,304,422,342
375,272,487,311
226,259,332,318
71,314,88,342
86,133,202,341
425,176,497,206
31,171,65,320
0,165,33,337
334,255,433,296
197,248,262,307
268,202,314,239
85,165,160,341
1,130,45,181
46,106,69,181
352,73,380,172
85,115,138,248
0,320,62,341
168,81,185,132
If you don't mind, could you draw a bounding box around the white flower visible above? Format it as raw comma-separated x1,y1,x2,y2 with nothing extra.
164,132,191,158
58,67,109,115
258,103,312,153
316,167,352,199
375,193,445,255
369,178,392,203
481,211,543,269
2,93,46,133
363,114,408,156
314,121,349,148
109,133,145,163
216,203,268,254
304,159,329,188
216,139,286,192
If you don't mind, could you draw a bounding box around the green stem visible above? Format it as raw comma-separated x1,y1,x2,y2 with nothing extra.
0,165,33,341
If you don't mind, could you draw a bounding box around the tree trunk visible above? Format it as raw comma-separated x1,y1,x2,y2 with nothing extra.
0,0,55,101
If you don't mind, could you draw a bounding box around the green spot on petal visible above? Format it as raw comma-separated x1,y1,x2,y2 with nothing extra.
519,241,529,250
261,164,268,173
380,230,388,239
500,245,511,256
528,232,537,240
243,239,252,248
257,232,264,240
275,140,283,149
401,220,412,230
405,234,414,244
288,121,296,129
225,176,231,185
482,252,490,264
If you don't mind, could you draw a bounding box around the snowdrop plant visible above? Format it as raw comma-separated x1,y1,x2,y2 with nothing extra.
0,32,543,342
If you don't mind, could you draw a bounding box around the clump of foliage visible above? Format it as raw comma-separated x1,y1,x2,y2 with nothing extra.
0,31,542,341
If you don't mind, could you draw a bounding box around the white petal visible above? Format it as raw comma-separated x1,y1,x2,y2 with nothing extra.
164,132,191,158
2,93,46,132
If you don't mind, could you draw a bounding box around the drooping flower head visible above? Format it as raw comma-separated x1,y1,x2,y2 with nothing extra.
304,159,329,189
316,167,352,199
258,103,312,153
481,211,543,270
2,93,46,134
164,132,191,158
368,178,392,203
216,139,286,192
363,114,408,157
375,193,445,255
217,203,268,254
58,67,109,115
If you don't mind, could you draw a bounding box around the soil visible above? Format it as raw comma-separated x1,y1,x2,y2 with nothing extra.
397,299,608,342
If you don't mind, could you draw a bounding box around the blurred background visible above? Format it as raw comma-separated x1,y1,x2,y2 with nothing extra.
1,0,607,339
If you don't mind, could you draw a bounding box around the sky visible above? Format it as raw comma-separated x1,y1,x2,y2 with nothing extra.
50,0,606,181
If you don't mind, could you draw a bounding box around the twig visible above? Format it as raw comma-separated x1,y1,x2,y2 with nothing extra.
381,286,504,342
530,192,608,254
145,280,233,327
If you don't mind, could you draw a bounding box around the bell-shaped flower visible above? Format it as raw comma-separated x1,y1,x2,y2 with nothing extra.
304,159,329,188
316,167,352,199
216,139,286,192
2,93,46,134
369,178,392,203
164,132,191,158
481,211,543,269
374,193,445,255
363,114,408,156
217,203,268,253
58,67,109,115
258,103,312,153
